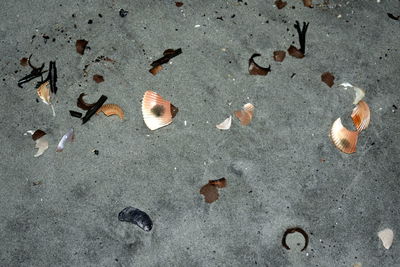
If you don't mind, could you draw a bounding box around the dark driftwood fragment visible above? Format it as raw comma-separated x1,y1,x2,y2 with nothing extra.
321,72,335,87
150,48,182,67
275,0,287,9
77,93,96,110
76,39,88,55
293,21,309,55
388,13,400,20
249,53,271,75
273,51,286,62
118,207,153,232
282,227,309,251
69,110,83,118
81,95,108,124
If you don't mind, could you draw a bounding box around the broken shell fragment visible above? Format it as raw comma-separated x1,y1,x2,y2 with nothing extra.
303,0,313,8
56,128,74,152
216,116,232,130
378,228,394,249
34,137,49,157
200,184,219,203
287,45,304,59
142,90,178,130
351,101,370,132
96,104,124,120
234,103,254,126
149,65,163,75
282,227,309,251
330,118,358,154
31,129,46,141
37,81,51,104
248,53,271,75
273,51,286,62
76,39,88,55
118,207,153,232
275,0,287,9
321,72,335,87
208,178,227,188
77,93,96,110
340,82,365,105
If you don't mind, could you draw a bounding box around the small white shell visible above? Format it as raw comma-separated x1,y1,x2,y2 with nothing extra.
34,137,49,157
216,116,232,130
378,228,394,249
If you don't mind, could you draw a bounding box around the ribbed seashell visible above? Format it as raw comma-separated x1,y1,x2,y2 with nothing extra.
330,118,358,154
96,104,124,120
351,100,370,132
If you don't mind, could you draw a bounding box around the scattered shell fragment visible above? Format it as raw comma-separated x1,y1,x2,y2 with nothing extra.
288,45,304,58
34,137,49,157
56,128,74,152
76,39,88,55
142,90,178,130
200,184,219,203
248,53,271,75
93,74,104,83
352,263,362,267
37,81,55,116
303,0,314,8
77,93,96,110
273,51,286,62
216,116,232,130
275,0,287,9
351,101,370,132
208,178,227,188
330,118,358,154
378,228,394,249
149,65,163,75
25,130,48,157
234,103,254,126
321,72,335,87
20,57,28,66
96,104,124,120
340,82,365,105
118,207,153,232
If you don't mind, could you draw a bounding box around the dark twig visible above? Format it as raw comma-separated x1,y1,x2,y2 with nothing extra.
81,95,108,124
294,21,309,55
150,48,182,67
18,55,47,88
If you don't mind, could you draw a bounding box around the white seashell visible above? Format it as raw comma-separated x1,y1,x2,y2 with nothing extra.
216,116,232,130
378,228,394,249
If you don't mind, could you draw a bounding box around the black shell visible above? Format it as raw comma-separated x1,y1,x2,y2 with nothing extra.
118,207,153,232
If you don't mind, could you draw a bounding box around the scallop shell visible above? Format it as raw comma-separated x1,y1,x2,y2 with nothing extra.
234,103,254,126
96,104,124,120
351,100,370,132
141,90,178,130
330,118,358,154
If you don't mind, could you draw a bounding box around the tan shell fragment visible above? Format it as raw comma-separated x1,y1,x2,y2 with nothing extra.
96,104,124,120
142,90,178,130
351,101,370,132
37,81,51,105
330,118,358,154
216,116,232,130
234,103,254,126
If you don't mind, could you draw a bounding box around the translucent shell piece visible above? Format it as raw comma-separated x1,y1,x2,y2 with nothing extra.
378,228,394,250
96,104,124,120
234,103,254,126
351,101,370,132
216,116,232,130
37,81,51,104
142,90,178,130
330,118,358,154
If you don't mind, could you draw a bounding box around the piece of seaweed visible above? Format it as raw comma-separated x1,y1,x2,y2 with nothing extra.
293,21,309,55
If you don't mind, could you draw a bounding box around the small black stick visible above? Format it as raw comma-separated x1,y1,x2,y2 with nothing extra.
81,95,107,124
150,48,182,67
294,21,309,55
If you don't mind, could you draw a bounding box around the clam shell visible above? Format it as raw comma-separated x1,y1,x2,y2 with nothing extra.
330,118,358,154
142,90,178,130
